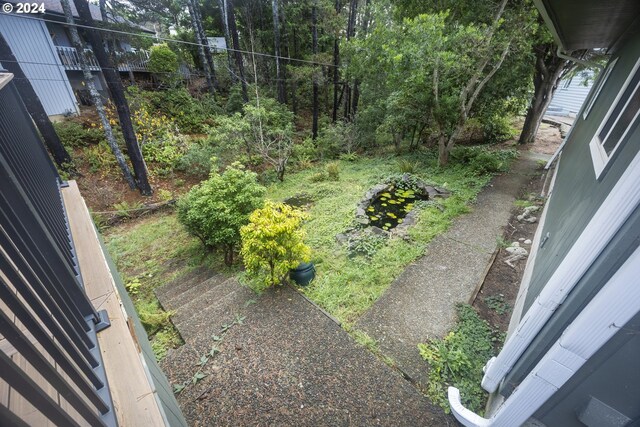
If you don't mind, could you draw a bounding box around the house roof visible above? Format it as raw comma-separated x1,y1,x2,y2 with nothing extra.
2,0,155,33
534,0,640,52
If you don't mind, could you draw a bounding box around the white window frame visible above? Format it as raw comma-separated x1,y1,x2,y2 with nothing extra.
583,58,618,120
589,56,640,178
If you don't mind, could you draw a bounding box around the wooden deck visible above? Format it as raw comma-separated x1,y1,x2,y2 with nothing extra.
0,181,168,425
62,181,168,426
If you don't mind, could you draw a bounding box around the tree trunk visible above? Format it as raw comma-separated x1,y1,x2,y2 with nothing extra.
311,0,319,139
519,44,571,144
0,33,74,170
193,0,219,91
331,0,341,122
226,0,249,102
291,27,298,114
187,0,215,94
350,0,369,119
72,0,152,195
271,0,286,103
60,0,136,189
343,0,357,121
437,135,449,166
98,0,108,21
217,0,236,84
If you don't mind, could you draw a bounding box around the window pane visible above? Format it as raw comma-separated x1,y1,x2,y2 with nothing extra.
603,87,640,155
599,68,640,141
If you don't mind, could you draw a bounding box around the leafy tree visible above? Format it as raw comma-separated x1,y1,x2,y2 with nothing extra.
240,201,311,288
210,96,295,180
148,43,179,85
348,0,536,164
518,26,602,144
177,162,266,265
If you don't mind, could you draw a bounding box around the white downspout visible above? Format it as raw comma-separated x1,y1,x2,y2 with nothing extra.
449,244,640,426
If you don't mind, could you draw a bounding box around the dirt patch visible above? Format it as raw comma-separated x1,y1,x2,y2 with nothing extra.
472,169,547,333
475,119,563,333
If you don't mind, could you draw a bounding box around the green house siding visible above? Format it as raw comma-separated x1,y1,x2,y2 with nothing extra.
522,31,640,314
501,207,640,397
533,310,640,426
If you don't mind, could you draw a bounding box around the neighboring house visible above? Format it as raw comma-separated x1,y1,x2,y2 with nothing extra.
449,1,640,426
0,0,154,117
547,71,594,117
0,72,188,425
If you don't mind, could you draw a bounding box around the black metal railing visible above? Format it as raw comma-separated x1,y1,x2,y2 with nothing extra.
0,74,116,426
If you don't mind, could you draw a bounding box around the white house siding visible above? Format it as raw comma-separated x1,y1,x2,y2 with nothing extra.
547,74,593,117
0,14,78,115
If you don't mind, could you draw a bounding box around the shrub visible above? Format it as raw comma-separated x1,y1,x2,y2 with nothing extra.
397,159,421,174
148,43,179,85
142,133,187,175
225,84,245,115
325,162,340,181
175,143,217,177
240,201,311,288
84,141,116,173
146,88,221,133
482,115,517,144
450,147,516,175
54,121,104,148
177,163,266,265
309,171,328,182
418,304,499,415
316,121,359,159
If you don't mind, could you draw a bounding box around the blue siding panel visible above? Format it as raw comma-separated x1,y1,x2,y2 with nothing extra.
0,14,78,115
548,75,593,116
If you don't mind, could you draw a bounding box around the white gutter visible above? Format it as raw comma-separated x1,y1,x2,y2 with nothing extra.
481,147,640,394
556,48,604,72
449,244,640,426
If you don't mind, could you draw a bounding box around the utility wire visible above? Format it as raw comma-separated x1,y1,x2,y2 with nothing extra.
5,13,336,68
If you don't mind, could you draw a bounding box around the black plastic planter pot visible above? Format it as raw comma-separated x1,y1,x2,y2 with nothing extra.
290,262,316,286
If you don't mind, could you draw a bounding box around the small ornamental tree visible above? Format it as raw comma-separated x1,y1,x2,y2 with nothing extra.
148,43,179,85
177,162,266,265
240,201,311,288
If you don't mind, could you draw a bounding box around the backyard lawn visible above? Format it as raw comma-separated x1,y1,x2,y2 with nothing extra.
105,147,516,356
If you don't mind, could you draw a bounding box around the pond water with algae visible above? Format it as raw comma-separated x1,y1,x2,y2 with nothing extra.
365,186,428,231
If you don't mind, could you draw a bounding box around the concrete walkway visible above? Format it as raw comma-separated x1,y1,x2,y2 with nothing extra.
356,153,543,389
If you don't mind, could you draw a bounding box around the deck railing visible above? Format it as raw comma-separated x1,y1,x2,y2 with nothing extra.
0,74,117,426
55,45,150,72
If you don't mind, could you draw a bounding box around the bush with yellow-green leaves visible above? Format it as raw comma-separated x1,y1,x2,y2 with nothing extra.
240,201,310,289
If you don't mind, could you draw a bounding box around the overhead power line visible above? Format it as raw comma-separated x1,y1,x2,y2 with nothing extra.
5,13,336,68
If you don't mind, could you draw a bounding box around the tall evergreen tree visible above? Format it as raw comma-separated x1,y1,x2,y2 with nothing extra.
72,0,153,194
226,0,249,102
60,0,136,188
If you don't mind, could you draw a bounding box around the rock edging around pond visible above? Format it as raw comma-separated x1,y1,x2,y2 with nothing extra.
339,174,450,247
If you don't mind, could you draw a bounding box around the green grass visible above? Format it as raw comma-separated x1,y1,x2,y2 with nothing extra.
104,148,514,349
267,150,505,325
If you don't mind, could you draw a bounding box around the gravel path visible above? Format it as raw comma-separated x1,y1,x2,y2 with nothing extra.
162,285,452,426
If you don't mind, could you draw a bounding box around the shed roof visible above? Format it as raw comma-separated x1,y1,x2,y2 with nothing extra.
534,0,640,52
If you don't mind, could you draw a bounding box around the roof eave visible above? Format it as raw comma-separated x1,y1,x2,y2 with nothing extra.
532,0,566,51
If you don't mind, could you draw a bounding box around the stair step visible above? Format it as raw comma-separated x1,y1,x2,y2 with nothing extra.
155,266,213,308
175,282,256,342
163,273,229,311
171,277,241,326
